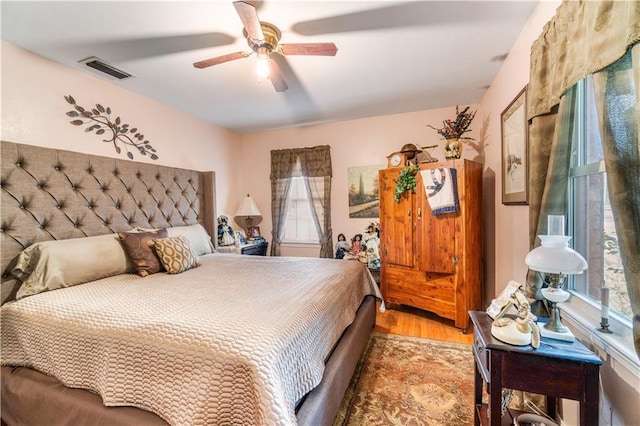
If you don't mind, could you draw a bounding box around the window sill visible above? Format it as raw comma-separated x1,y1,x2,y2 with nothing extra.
279,242,320,258
281,241,320,247
560,302,638,386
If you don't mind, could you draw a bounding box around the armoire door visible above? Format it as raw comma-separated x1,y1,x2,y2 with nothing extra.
379,169,414,268
415,167,458,274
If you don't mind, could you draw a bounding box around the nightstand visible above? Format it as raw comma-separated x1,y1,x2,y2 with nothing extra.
216,241,268,256
469,311,601,426
241,240,268,256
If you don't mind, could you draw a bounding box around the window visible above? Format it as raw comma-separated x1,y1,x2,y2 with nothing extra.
568,76,632,321
282,175,322,244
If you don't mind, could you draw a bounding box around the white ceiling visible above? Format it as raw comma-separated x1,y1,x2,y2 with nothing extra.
1,0,538,134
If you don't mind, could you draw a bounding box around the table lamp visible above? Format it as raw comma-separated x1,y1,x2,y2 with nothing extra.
234,194,263,236
524,215,587,342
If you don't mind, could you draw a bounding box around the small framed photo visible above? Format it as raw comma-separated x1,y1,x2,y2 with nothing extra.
501,85,529,205
249,226,261,238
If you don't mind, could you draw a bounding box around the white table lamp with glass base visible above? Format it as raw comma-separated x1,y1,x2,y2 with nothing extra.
525,215,588,342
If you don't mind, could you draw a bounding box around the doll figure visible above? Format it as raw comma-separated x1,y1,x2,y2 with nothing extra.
362,224,380,264
335,233,350,259
350,234,363,254
217,215,236,246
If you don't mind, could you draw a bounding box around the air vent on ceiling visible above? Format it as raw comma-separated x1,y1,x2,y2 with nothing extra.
78,57,134,80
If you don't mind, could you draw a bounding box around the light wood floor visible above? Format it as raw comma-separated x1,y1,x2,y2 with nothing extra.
374,302,474,345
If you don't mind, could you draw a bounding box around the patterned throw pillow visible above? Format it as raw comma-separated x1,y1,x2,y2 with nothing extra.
153,235,201,274
118,229,168,277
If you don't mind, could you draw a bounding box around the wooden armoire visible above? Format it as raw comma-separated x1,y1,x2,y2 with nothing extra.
378,159,482,330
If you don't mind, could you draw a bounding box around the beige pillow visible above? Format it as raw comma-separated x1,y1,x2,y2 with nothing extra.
153,235,201,274
165,224,215,255
12,234,132,299
118,229,168,277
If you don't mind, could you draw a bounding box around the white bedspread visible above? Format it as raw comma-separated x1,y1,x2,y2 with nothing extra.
1,254,380,425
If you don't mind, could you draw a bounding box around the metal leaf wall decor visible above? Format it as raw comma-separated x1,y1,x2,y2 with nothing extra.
64,95,159,160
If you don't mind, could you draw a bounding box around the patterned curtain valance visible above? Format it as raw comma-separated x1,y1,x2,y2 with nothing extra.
528,0,640,121
270,145,332,180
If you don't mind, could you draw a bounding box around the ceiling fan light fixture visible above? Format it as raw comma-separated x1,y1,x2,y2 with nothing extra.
255,47,270,80
193,2,335,93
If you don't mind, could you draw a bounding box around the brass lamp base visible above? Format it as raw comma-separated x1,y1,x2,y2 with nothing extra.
244,216,254,229
538,300,575,341
544,301,568,333
539,273,574,341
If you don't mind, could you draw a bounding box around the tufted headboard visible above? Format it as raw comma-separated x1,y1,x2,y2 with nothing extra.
1,141,216,303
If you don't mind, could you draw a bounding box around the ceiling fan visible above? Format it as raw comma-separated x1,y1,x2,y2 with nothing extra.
193,1,338,92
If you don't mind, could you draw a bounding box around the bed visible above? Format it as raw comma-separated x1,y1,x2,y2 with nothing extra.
0,141,380,426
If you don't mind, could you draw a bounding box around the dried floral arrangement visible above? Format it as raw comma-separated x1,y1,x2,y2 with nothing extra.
65,95,158,160
427,105,477,140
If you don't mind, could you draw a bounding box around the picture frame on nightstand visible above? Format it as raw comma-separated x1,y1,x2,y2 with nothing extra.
249,226,261,239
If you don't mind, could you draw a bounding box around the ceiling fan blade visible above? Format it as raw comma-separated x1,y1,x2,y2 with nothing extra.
233,1,264,41
268,60,288,92
278,43,338,56
193,51,250,69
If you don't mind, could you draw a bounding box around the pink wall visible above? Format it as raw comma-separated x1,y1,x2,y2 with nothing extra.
0,41,244,220
477,1,559,303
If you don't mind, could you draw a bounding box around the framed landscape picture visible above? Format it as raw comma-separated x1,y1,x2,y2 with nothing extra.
501,86,528,205
348,164,384,218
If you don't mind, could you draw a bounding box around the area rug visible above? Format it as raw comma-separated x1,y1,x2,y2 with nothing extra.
333,332,475,426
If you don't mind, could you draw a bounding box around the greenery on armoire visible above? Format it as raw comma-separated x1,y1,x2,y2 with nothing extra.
393,166,419,203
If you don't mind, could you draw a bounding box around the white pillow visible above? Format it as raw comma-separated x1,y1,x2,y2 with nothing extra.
165,224,215,255
12,234,133,300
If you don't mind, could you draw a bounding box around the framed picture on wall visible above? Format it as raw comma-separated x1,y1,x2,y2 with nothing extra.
501,86,529,205
348,164,384,218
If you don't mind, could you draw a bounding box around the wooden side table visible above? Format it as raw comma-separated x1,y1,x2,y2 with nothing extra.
469,311,601,426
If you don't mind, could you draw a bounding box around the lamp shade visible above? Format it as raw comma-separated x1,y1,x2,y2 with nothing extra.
234,194,263,229
525,235,588,275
